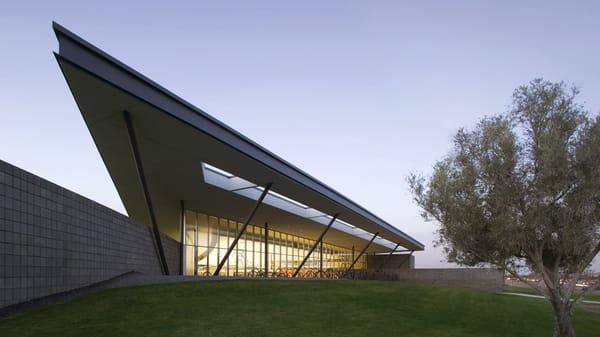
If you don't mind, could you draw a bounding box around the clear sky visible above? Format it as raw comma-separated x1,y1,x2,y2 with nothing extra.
1,1,599,270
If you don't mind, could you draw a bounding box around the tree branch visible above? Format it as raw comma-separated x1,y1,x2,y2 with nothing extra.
504,263,548,297
584,241,600,269
570,278,600,314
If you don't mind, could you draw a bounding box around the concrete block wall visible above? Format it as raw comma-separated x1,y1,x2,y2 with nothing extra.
0,159,180,309
367,253,414,270
355,267,503,293
389,268,504,292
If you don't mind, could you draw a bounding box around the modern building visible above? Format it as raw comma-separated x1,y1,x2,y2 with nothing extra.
0,22,424,310
53,22,423,277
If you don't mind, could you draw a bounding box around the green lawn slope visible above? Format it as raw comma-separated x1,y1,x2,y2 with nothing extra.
1,280,598,337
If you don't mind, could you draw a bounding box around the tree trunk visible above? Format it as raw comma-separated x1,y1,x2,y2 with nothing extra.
549,295,576,337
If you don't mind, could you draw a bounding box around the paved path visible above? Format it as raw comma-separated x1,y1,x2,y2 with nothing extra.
501,292,600,305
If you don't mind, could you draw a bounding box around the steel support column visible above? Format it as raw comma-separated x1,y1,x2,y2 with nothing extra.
319,241,323,278
214,183,272,276
292,214,338,277
343,232,379,278
264,222,269,277
123,111,170,275
180,200,185,275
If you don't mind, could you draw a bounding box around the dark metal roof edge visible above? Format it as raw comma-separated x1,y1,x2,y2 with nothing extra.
52,21,424,250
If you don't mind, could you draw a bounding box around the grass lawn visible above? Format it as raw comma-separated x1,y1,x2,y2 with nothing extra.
504,285,600,302
1,280,599,337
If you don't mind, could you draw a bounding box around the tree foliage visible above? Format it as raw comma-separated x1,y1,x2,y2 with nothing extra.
409,79,600,337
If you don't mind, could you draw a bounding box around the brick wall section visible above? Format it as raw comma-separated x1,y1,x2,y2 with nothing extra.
0,159,181,309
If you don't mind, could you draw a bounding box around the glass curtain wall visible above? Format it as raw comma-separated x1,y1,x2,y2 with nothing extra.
184,210,366,277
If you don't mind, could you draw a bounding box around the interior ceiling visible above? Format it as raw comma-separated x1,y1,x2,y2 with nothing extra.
54,29,423,253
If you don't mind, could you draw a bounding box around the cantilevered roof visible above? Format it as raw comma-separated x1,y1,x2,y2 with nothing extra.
53,22,424,253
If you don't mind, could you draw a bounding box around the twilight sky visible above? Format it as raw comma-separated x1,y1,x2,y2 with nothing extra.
1,1,599,270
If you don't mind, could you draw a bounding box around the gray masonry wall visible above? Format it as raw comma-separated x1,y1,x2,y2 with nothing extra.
355,267,503,292
378,268,504,292
0,159,180,309
367,254,414,270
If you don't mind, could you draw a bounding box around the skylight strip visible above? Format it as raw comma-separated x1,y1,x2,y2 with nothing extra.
200,162,397,249
203,163,234,178
335,218,357,228
267,189,310,209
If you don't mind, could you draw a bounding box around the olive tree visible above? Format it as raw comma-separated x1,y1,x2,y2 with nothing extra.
409,79,600,337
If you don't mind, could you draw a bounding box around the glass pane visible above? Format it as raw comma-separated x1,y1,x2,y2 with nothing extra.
185,210,197,246
198,213,208,246
185,245,194,275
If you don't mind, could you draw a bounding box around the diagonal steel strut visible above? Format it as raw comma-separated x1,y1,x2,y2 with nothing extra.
214,183,272,276
292,214,339,277
123,110,170,275
344,232,379,278
377,242,402,272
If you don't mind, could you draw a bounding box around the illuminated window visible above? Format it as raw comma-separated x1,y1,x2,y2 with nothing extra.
183,210,367,277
